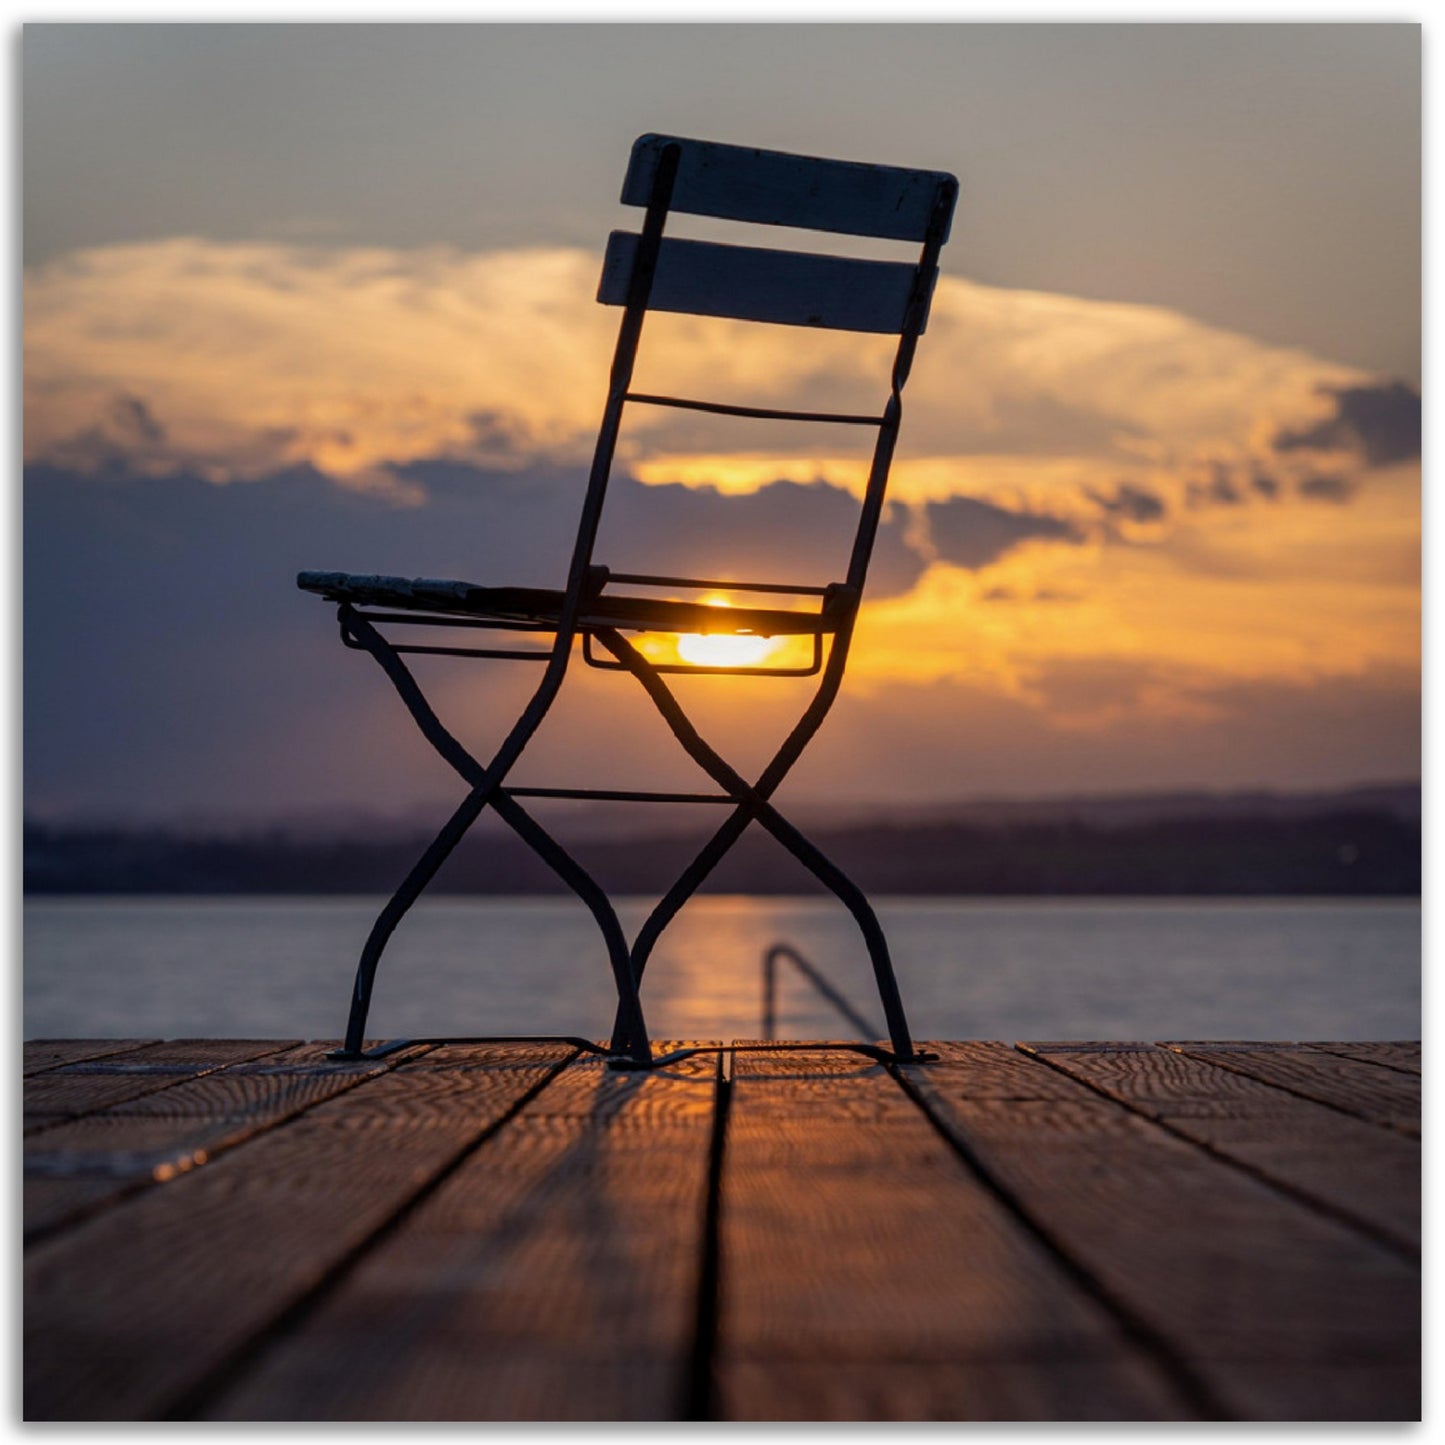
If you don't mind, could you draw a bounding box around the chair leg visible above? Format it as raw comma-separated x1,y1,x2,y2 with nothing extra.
594,628,925,1062
341,786,493,1054
742,808,916,1061
606,804,755,1048
490,791,649,1063
609,795,918,1060
598,624,838,1042
336,610,652,1065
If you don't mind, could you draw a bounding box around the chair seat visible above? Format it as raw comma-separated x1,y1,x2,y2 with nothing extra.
297,570,837,637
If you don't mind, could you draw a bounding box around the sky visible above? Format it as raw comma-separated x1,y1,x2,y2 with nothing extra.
22,21,1421,827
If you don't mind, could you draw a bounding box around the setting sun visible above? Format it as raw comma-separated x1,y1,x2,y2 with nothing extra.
675,595,782,667
676,631,779,667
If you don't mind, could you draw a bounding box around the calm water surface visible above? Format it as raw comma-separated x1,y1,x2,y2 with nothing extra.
23,895,1420,1042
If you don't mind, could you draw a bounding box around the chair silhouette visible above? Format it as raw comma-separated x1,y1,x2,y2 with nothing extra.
300,134,957,1068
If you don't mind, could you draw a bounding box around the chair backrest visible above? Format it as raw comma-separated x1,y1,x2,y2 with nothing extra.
563,134,957,619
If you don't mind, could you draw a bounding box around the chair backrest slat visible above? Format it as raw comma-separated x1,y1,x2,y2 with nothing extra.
598,232,935,334
622,133,955,243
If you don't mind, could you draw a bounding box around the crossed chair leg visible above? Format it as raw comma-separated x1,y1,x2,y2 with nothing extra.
326,607,929,1070
329,608,652,1066
592,628,930,1065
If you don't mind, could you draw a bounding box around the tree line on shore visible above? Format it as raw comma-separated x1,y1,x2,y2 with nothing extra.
23,805,1420,896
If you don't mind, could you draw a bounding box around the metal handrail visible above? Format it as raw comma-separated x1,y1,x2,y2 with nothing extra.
761,941,883,1042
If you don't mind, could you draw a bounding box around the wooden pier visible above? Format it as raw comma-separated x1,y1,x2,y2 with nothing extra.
24,1038,1420,1421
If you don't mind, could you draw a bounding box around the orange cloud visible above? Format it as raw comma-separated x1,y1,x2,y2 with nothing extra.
25,238,1371,491
23,238,1418,737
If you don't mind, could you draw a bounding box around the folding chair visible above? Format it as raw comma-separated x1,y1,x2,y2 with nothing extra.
300,134,958,1068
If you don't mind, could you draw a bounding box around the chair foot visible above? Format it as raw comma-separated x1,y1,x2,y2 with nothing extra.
325,1038,414,1061
606,1055,648,1071
605,1044,702,1071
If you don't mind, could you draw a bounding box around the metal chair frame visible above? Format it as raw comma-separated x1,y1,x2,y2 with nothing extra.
301,135,958,1068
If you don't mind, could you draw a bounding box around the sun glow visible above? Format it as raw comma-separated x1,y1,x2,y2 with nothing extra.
675,595,782,668
676,632,779,667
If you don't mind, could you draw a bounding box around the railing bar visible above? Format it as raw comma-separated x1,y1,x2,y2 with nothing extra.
762,941,884,1041
503,786,736,804
353,611,555,634
625,392,884,427
387,646,552,661
606,571,832,597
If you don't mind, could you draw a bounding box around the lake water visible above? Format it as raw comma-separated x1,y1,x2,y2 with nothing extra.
23,895,1420,1044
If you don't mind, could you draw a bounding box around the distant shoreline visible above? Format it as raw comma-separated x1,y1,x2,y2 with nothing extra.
24,796,1421,898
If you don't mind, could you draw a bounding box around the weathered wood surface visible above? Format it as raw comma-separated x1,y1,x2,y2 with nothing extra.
23,1039,298,1133
24,1042,574,1420
1163,1042,1420,1137
24,1044,399,1241
1021,1042,1420,1254
909,1044,1418,1420
715,1046,1188,1420
206,1043,719,1421
24,1040,158,1074
1307,1041,1420,1076
23,1040,1419,1423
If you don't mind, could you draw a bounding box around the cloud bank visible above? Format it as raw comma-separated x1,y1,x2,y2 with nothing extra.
22,239,1419,817
25,237,1409,492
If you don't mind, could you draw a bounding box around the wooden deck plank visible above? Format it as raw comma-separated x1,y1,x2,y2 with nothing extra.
1027,1043,1419,1254
715,1044,1191,1421
76,1038,302,1066
203,1043,721,1421
724,1359,1192,1423
1164,1043,1420,1136
24,1040,159,1074
21,1038,1421,1423
902,1043,1419,1420
23,1043,574,1421
23,1040,301,1132
23,1045,403,1240
1305,1042,1420,1076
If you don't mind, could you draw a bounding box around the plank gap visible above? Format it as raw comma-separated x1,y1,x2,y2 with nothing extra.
23,1044,438,1247
683,1048,732,1420
891,1056,1232,1420
1162,1045,1419,1138
159,1045,580,1421
1021,1045,1418,1262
